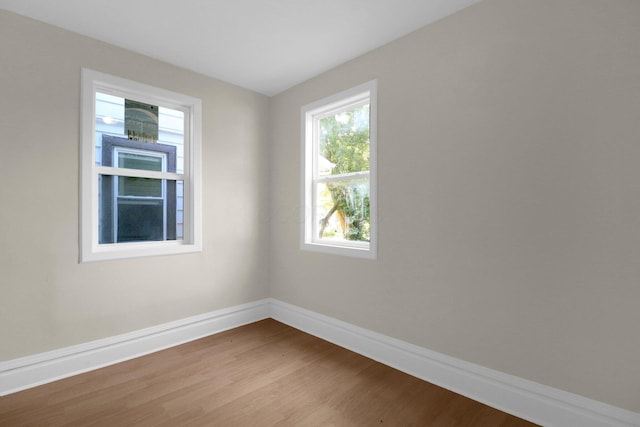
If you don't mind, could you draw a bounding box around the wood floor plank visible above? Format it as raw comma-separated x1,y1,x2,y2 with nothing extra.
0,319,539,426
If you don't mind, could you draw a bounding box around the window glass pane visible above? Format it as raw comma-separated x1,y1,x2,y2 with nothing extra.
118,177,163,198
159,107,185,174
95,92,124,167
117,199,164,242
319,103,370,175
117,152,163,171
315,177,370,242
95,92,184,172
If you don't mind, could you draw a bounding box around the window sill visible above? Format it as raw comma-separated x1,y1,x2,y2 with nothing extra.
301,241,376,259
80,240,202,263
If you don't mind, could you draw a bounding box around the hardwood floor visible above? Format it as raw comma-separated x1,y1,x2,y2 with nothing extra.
0,319,538,426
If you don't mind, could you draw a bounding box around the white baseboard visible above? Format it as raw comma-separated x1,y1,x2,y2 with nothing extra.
2,298,638,427
269,299,640,427
0,299,270,396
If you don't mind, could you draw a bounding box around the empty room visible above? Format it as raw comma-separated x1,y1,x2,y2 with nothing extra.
1,0,639,425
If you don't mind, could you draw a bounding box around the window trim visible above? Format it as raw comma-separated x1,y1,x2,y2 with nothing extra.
80,68,202,262
301,80,377,259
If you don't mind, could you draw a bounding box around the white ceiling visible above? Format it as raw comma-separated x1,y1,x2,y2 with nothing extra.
0,0,480,95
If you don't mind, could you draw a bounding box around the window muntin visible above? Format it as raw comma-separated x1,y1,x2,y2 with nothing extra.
81,69,201,262
302,81,377,258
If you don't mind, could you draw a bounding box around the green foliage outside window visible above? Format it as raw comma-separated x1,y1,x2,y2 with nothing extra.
318,104,371,242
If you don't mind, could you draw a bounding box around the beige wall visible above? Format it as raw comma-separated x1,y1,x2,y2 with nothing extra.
0,11,270,360
269,0,640,412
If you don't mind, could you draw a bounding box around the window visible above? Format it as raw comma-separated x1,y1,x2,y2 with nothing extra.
302,81,377,258
80,69,202,262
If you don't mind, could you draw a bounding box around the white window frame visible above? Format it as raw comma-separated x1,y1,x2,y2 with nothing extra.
80,68,202,262
301,80,377,259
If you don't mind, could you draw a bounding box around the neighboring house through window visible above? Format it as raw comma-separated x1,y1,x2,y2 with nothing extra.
301,80,377,258
80,69,202,262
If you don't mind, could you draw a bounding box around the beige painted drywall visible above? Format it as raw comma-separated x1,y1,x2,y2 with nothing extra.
269,0,640,412
0,10,270,360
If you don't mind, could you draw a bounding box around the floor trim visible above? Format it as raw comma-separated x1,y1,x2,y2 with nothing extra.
0,299,270,396
269,299,640,427
1,298,638,427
